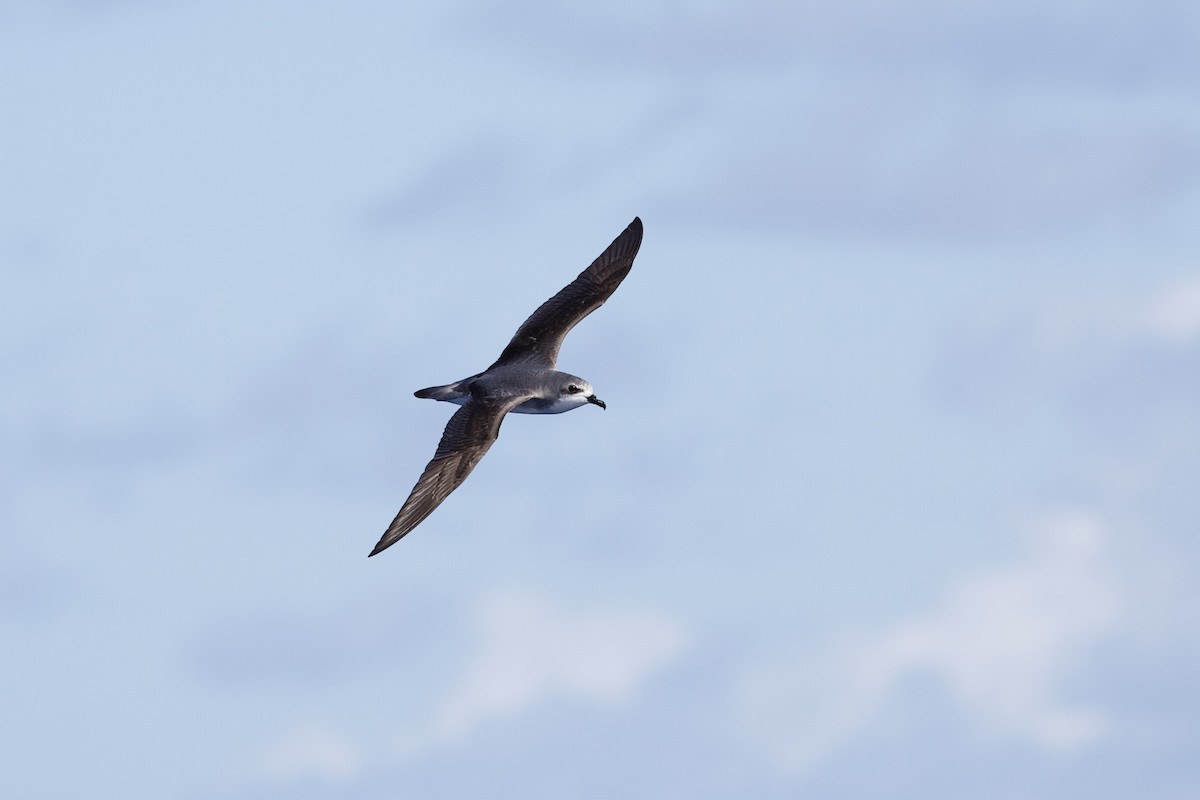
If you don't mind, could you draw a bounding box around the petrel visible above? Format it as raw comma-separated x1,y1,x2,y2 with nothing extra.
369,217,643,556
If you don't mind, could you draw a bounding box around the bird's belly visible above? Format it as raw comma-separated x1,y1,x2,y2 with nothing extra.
443,393,574,414
511,397,576,414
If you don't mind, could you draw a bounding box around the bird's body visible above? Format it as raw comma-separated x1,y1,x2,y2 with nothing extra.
369,217,643,556
413,363,600,414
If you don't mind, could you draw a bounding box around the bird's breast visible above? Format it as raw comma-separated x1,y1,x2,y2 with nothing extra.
511,396,582,414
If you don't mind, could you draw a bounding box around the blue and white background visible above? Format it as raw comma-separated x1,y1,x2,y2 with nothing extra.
4,2,1199,798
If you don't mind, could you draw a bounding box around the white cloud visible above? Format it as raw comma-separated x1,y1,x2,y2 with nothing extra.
242,592,687,785
1146,276,1200,344
740,512,1120,772
874,512,1117,747
938,273,1200,426
1007,274,1200,351
257,724,364,785
424,590,688,745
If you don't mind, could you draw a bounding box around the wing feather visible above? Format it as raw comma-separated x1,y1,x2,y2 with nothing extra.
369,396,522,556
490,217,642,368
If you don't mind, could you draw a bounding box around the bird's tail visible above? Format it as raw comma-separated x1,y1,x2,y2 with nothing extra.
414,382,467,402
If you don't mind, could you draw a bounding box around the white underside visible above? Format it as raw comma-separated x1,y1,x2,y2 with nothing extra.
517,396,584,414
444,394,582,414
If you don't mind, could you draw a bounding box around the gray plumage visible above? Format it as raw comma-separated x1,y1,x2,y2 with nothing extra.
369,217,643,556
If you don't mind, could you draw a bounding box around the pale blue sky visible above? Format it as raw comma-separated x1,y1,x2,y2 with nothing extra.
3,2,1199,798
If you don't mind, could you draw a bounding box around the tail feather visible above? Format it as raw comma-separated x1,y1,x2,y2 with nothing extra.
414,383,464,402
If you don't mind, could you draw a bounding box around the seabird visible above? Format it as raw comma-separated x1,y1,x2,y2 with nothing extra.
369,217,643,556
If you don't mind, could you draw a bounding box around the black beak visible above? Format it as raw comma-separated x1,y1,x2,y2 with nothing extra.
587,394,606,410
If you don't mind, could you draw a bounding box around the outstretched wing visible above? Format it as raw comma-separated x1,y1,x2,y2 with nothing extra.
369,396,524,556
490,217,642,368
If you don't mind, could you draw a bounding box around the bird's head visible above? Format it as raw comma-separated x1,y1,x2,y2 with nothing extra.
558,376,605,410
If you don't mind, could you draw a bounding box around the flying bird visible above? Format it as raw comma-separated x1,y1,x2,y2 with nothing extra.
369,217,643,556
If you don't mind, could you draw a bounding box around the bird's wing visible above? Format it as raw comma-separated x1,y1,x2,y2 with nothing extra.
369,395,525,556
490,217,642,369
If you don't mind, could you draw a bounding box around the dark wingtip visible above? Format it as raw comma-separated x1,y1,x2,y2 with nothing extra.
368,531,397,557
610,217,643,263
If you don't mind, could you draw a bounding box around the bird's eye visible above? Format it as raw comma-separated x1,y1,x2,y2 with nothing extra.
567,385,581,394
